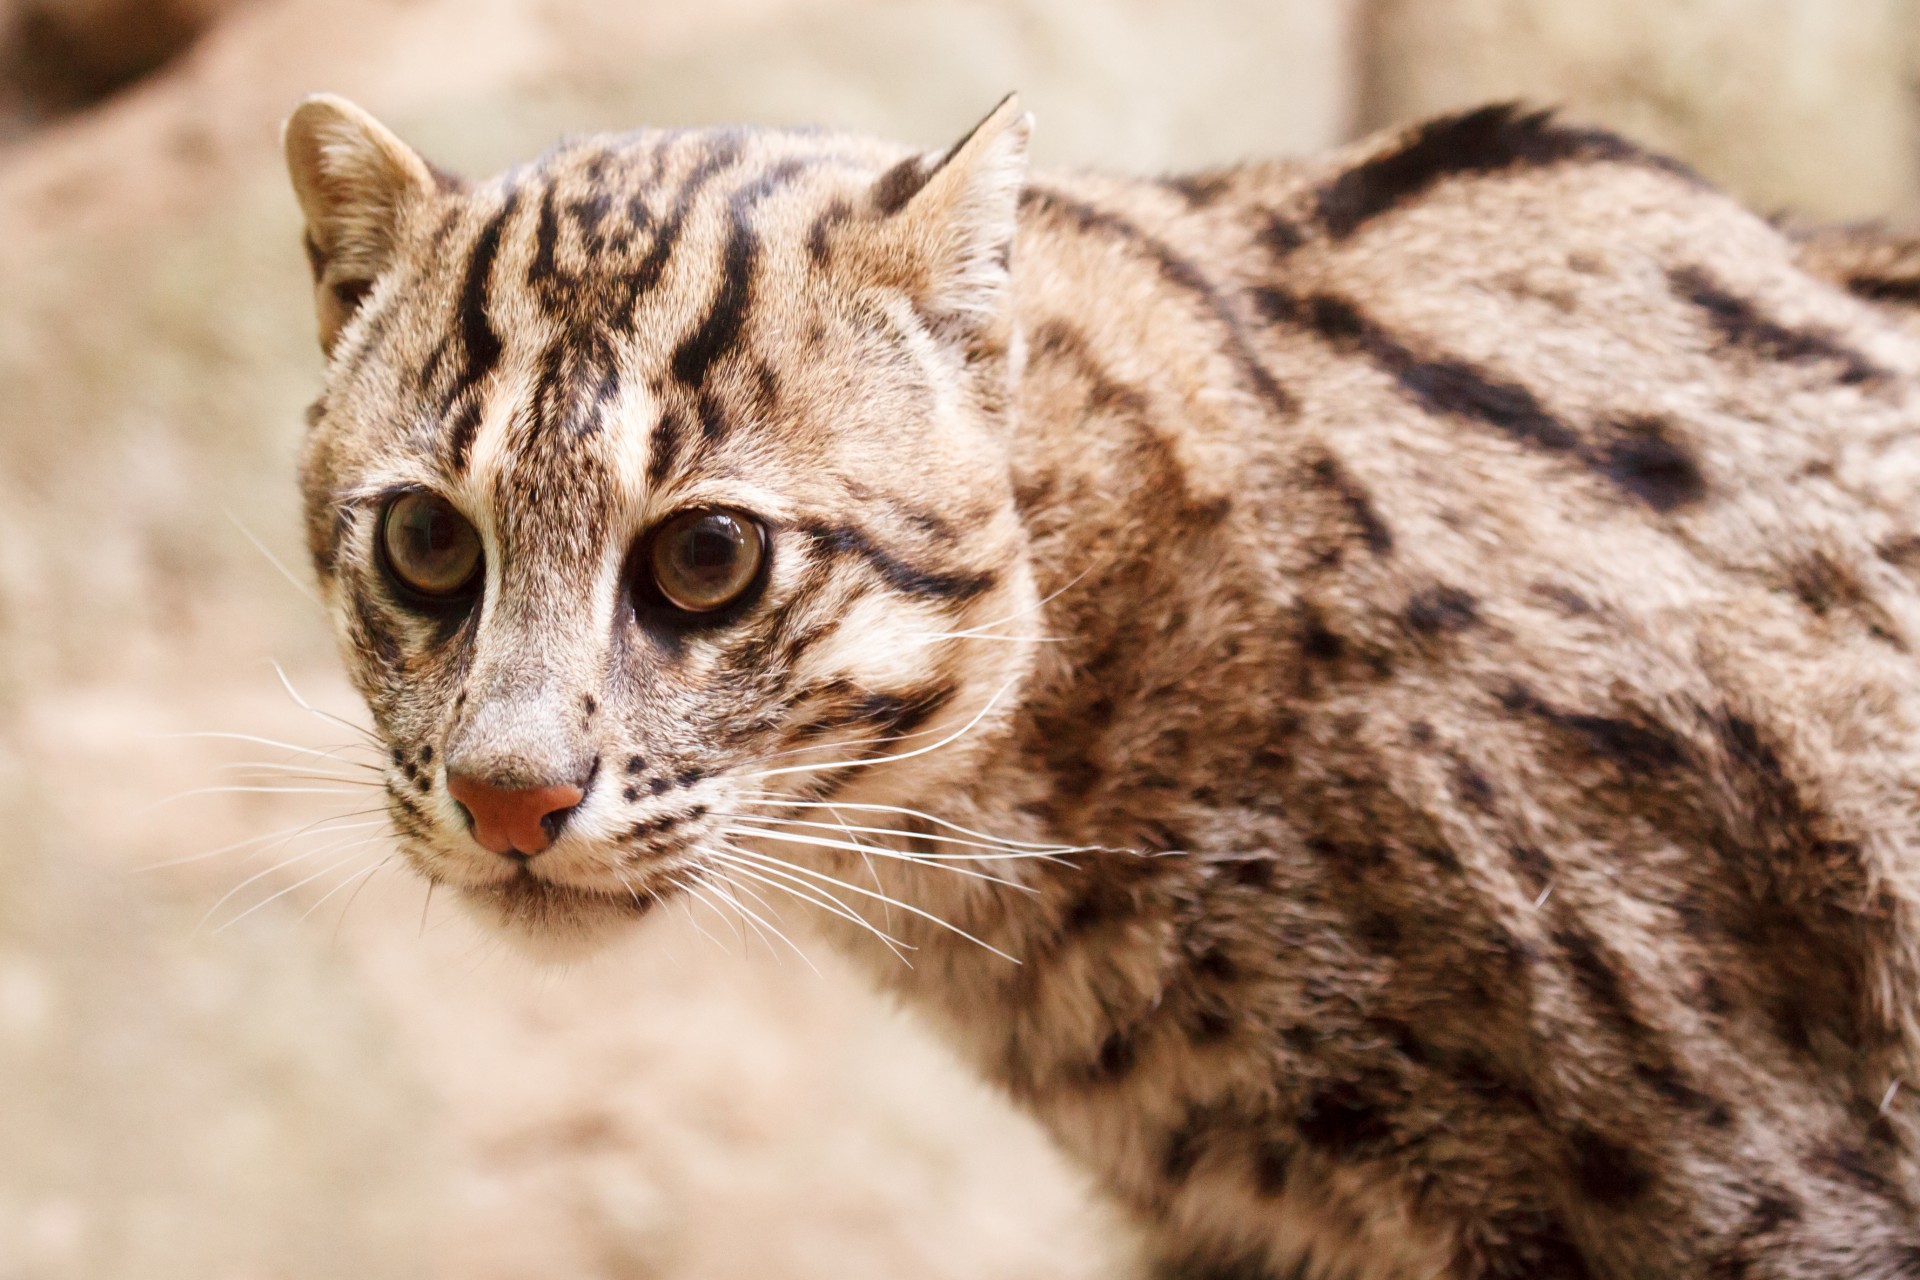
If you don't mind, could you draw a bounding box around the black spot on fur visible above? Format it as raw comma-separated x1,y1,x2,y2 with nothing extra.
1152,1248,1285,1280
1406,585,1479,635
1502,683,1686,777
1275,291,1582,453
1296,1082,1396,1158
1847,274,1920,306
1308,455,1394,555
1479,1211,1598,1280
806,198,854,265
1253,1139,1293,1195
1162,172,1233,206
871,154,932,215
1598,417,1707,512
1632,1062,1733,1128
1670,265,1885,386
1316,104,1697,239
1298,606,1347,661
1086,1029,1139,1083
1569,1127,1654,1205
1452,758,1496,812
1554,924,1645,1035
1260,214,1306,256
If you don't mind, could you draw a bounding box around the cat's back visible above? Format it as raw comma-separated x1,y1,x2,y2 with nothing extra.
996,105,1920,1276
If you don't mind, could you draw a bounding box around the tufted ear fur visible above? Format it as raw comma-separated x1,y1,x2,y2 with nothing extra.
283,93,442,353
862,94,1033,341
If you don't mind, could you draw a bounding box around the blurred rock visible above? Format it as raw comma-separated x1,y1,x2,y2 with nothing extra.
1359,0,1920,218
0,0,254,139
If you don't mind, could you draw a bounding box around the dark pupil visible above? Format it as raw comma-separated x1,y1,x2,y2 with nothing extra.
678,517,742,585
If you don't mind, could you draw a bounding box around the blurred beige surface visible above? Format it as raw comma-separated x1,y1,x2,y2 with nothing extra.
3,1,1918,1277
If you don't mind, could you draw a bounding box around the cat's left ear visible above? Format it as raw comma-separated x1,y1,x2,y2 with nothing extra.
283,93,444,354
863,94,1032,339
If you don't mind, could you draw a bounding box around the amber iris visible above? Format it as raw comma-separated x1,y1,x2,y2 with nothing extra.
379,492,483,598
648,509,765,613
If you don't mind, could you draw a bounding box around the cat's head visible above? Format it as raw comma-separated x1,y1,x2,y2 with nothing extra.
284,94,1040,956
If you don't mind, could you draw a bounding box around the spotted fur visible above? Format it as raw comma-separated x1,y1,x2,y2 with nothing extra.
285,95,1920,1277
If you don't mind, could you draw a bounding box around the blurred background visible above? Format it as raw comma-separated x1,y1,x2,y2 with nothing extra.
1,1,1916,1276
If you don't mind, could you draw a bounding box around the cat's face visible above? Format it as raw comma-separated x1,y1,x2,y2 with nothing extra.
286,96,1038,954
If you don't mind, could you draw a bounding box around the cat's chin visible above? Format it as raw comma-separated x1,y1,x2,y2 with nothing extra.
449,875,657,965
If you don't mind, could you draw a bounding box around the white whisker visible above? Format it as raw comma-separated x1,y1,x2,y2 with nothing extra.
156,731,381,767
727,810,1081,861
302,855,393,922
136,815,387,872
723,822,1037,891
713,841,1014,963
226,508,326,611
270,661,382,745
736,795,1099,853
702,849,912,965
215,846,384,935
691,864,821,972
194,830,384,933
745,676,1017,782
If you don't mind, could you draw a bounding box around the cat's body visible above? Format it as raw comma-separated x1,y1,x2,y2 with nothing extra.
285,97,1920,1277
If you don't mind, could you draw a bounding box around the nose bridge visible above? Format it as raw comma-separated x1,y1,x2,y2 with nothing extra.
445,596,604,789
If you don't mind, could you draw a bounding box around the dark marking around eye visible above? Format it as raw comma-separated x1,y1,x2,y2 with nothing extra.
1670,265,1885,386
647,406,689,488
1315,103,1698,240
802,522,994,601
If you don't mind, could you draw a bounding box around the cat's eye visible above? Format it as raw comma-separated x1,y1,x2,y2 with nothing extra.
644,508,767,615
378,491,483,600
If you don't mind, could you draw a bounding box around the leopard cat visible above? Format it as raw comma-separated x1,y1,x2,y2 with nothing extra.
283,91,1920,1278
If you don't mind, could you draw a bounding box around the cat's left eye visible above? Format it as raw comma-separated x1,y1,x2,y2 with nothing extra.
378,491,483,601
643,508,767,615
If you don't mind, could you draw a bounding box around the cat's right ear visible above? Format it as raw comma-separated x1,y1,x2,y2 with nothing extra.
283,94,444,354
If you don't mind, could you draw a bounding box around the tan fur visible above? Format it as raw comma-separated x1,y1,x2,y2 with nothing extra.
285,95,1920,1277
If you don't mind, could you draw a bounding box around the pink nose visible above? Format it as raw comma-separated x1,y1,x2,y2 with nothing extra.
446,774,585,856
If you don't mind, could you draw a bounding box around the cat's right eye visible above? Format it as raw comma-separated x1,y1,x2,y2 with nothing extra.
378,491,483,602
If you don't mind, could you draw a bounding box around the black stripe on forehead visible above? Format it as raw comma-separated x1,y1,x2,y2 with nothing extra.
446,191,521,473
670,159,814,394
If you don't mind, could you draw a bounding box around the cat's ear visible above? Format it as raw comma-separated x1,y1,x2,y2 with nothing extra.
864,94,1032,339
283,94,444,354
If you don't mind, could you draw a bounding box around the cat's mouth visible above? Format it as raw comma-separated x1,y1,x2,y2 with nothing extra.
449,863,662,946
